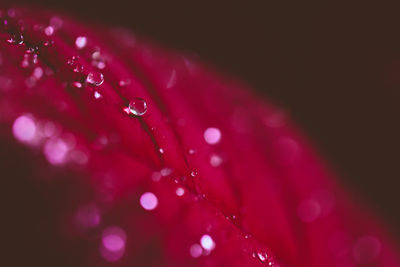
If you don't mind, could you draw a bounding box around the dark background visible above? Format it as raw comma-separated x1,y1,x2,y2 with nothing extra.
9,1,400,238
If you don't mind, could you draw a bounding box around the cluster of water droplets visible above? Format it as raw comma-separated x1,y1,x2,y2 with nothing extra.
2,9,370,266
12,114,89,165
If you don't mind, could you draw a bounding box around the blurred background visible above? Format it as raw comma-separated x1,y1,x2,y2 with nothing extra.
8,0,400,238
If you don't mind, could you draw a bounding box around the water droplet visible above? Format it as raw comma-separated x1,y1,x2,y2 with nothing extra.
21,52,38,68
187,148,196,155
204,127,221,145
200,234,215,251
210,154,223,167
160,168,172,176
12,115,37,143
158,148,164,154
44,26,54,36
122,106,130,114
119,79,131,87
86,71,104,86
190,244,203,258
100,226,126,262
72,82,83,88
128,97,147,116
7,32,24,45
43,40,53,49
67,56,83,73
43,138,69,165
190,170,198,177
92,51,106,69
75,36,87,49
94,91,102,99
139,192,158,211
256,251,268,262
176,187,185,196
32,67,43,80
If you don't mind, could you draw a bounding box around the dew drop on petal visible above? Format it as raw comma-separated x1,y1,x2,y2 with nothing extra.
122,106,130,114
160,168,172,177
139,192,158,211
190,170,198,177
210,154,223,167
94,91,102,99
200,234,215,251
43,40,54,47
67,56,83,73
72,82,83,88
21,52,38,68
128,97,147,116
102,227,126,251
100,226,126,262
43,138,69,165
86,71,104,86
190,244,203,258
12,115,37,143
204,127,221,145
176,187,185,196
91,51,106,69
75,36,87,49
44,26,54,36
32,67,43,80
119,79,131,87
7,33,24,45
256,251,268,262
187,148,196,155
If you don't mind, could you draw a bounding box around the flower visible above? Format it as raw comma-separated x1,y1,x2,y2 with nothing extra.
0,6,399,267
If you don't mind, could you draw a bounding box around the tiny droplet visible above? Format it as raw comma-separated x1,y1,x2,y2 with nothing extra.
128,97,147,116
204,127,221,145
75,36,87,49
139,192,158,211
86,71,104,86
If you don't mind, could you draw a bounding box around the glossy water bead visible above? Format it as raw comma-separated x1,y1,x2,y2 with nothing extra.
204,127,221,145
139,192,158,211
75,36,87,49
86,71,104,86
128,97,147,116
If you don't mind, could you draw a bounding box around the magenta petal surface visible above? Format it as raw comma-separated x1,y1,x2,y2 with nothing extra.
0,7,399,267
